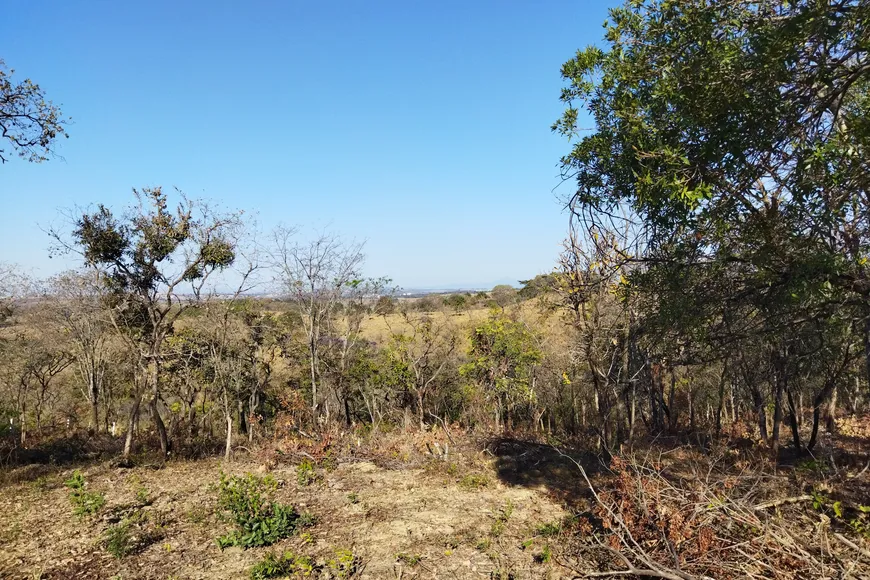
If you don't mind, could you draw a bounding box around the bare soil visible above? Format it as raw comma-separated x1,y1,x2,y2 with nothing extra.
0,452,568,579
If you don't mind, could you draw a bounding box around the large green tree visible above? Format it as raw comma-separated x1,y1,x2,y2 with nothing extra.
555,0,870,422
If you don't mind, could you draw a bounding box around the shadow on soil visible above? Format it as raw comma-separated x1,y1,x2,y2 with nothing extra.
485,436,605,505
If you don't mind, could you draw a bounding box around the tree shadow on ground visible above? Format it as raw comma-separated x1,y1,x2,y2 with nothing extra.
485,436,605,505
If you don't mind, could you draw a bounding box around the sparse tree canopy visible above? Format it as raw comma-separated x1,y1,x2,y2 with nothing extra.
0,59,69,164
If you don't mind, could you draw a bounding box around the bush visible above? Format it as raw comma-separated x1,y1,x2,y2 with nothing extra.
64,470,106,517
296,459,318,486
250,551,315,579
216,472,311,549
328,548,361,579
104,514,160,558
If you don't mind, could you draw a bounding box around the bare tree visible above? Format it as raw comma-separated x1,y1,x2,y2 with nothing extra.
271,228,365,415
45,270,113,432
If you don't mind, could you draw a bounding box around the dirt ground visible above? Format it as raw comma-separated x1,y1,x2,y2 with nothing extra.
0,451,570,579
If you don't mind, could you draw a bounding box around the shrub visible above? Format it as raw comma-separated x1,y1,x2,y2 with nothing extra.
216,472,311,549
458,473,490,490
396,552,421,566
296,460,318,486
104,515,160,558
249,551,315,579
104,520,136,559
328,548,361,578
64,470,106,517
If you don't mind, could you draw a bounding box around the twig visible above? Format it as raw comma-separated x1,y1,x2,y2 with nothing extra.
833,533,870,561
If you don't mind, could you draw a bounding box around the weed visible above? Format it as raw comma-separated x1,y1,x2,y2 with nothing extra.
216,472,311,549
535,520,561,537
104,520,136,559
328,548,361,578
476,537,492,551
490,500,513,537
249,551,315,579
346,492,359,504
458,473,490,490
104,517,159,558
186,504,210,524
296,460,318,486
534,544,552,564
135,485,151,506
64,471,106,517
396,552,421,566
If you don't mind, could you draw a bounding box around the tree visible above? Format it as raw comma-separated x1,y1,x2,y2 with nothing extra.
56,187,242,458
384,312,458,428
554,0,870,444
271,229,365,415
45,270,113,432
490,285,517,309
0,59,69,164
461,310,542,431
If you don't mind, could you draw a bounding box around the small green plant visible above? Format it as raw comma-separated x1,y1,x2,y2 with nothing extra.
535,521,561,537
216,472,311,549
328,548,360,578
490,500,514,537
135,485,151,506
249,551,315,580
104,520,136,559
346,492,359,505
296,460,318,487
534,544,552,564
64,470,106,517
458,473,490,490
396,552,421,566
476,537,492,551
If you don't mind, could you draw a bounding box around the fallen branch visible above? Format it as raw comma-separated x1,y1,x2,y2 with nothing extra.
833,533,870,561
753,495,813,511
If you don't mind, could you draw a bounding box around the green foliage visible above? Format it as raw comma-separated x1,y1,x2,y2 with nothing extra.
327,548,360,578
396,552,421,566
346,492,359,505
216,472,310,549
458,473,490,491
64,470,106,517
104,520,136,559
461,312,541,421
535,544,552,564
0,59,69,164
535,521,561,537
296,460,318,486
490,500,514,537
249,551,315,580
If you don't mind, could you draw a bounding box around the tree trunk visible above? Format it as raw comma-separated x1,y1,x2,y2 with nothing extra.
785,386,802,452
123,396,141,459
225,412,233,461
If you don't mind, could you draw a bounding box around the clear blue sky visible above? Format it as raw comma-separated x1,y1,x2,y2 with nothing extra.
1,0,616,289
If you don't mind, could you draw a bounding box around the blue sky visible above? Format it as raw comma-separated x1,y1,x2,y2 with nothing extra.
1,1,615,289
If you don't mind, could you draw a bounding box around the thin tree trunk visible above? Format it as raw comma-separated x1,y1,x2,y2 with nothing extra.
123,396,141,459
225,412,233,461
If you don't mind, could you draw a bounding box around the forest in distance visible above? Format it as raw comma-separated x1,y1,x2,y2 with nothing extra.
2,1,870,579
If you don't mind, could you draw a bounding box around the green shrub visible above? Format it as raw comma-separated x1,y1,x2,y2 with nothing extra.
535,521,561,537
104,520,136,559
216,472,311,549
104,516,159,558
249,551,315,579
296,460,318,486
64,470,106,517
328,548,361,578
458,473,490,490
396,552,421,566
